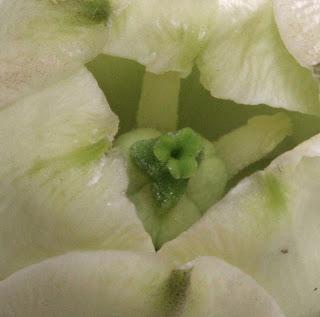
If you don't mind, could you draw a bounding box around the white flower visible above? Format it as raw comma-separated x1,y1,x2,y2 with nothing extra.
0,0,320,316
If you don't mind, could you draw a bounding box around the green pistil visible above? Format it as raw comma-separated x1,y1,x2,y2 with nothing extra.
154,128,203,179
130,128,203,210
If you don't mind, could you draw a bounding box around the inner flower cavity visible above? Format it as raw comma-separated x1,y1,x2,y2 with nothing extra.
111,69,294,248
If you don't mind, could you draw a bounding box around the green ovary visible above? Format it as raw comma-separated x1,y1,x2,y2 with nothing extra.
130,128,209,210
116,128,228,248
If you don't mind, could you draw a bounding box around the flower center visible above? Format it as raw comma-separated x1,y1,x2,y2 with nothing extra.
130,128,204,210
171,148,183,159
111,65,291,249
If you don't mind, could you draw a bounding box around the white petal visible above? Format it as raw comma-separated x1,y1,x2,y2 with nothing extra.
104,0,320,114
0,251,284,317
198,0,319,114
160,133,320,317
274,0,320,68
0,69,153,279
0,0,110,106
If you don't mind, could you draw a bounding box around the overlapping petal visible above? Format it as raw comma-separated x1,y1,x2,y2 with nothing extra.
105,0,320,114
1,1,320,316
0,69,153,280
0,251,284,317
160,133,320,317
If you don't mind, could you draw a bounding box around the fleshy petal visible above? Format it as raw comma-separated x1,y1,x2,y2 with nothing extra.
274,0,320,69
0,69,153,279
0,251,284,317
160,133,320,317
0,0,110,106
104,0,320,114
198,0,319,114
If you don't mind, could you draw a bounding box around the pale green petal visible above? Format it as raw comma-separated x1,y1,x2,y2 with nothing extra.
0,251,284,317
214,113,292,177
273,0,320,68
160,133,320,317
130,185,202,249
0,69,153,280
0,0,110,107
